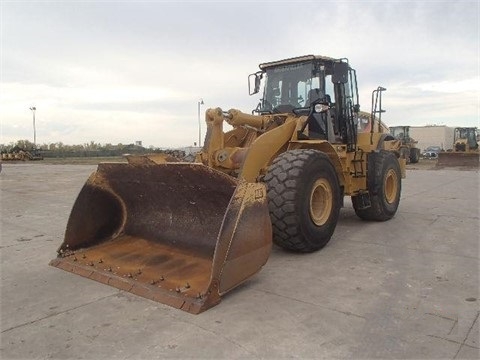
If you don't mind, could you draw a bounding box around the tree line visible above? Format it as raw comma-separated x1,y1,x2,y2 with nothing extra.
0,139,167,158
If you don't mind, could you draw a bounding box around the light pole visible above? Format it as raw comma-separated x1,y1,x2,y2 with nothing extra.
197,98,204,147
29,107,36,149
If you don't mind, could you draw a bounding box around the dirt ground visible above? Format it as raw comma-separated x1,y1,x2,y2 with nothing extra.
406,158,479,171
405,158,438,170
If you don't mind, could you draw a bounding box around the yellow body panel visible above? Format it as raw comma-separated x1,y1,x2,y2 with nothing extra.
196,109,405,196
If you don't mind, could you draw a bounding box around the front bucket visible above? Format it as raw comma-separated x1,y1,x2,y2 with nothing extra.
437,152,479,168
50,163,272,314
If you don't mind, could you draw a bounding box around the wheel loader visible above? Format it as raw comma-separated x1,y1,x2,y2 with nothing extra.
437,127,479,167
50,55,406,314
389,126,420,164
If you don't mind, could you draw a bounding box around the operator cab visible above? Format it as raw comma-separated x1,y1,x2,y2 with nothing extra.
454,127,479,151
390,126,411,143
249,55,360,151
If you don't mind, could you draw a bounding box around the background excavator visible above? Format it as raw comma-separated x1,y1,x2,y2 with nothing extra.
437,127,479,167
50,55,405,314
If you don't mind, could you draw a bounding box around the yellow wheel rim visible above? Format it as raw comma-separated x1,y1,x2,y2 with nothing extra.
309,178,333,226
384,169,398,204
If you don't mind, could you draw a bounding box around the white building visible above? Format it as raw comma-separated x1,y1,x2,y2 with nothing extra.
409,125,455,152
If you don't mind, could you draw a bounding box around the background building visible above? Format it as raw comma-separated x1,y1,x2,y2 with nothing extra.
409,125,455,152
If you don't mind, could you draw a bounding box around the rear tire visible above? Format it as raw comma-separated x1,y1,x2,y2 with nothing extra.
352,150,401,221
409,148,420,163
264,149,341,252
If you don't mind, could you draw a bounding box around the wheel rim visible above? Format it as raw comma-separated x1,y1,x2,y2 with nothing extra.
309,178,332,226
384,169,398,204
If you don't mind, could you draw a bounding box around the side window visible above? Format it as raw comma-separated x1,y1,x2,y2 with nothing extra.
297,81,307,105
302,77,321,106
325,75,336,103
273,80,282,106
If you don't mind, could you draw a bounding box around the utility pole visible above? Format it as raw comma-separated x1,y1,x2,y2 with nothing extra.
198,99,204,147
29,107,37,149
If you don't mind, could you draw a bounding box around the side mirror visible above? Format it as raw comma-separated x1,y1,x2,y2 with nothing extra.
248,71,263,95
332,62,349,84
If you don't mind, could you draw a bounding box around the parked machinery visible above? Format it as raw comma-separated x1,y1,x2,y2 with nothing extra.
389,126,421,164
453,127,479,152
50,55,406,313
1,146,43,161
437,127,479,167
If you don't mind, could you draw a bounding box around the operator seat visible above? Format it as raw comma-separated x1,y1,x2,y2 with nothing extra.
307,90,336,143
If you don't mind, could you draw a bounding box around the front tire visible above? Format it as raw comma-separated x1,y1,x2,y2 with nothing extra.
264,149,341,252
352,150,401,221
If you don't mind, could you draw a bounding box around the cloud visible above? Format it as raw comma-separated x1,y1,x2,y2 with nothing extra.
1,1,478,147
412,79,479,94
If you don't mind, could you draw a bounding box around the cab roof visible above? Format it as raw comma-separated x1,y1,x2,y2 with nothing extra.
259,55,340,70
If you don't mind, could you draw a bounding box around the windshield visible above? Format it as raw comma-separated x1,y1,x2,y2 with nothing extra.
390,127,409,140
390,127,403,139
458,129,468,139
458,128,479,148
260,62,325,112
468,129,478,144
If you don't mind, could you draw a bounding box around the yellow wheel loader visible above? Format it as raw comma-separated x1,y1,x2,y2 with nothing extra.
50,55,406,314
389,126,421,164
437,127,479,167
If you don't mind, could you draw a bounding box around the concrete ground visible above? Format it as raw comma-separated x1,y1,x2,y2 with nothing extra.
0,163,479,359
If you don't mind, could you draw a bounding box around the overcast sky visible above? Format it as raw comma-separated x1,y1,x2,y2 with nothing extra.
1,0,478,148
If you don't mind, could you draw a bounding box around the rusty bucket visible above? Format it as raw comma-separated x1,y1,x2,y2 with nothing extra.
50,162,272,314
